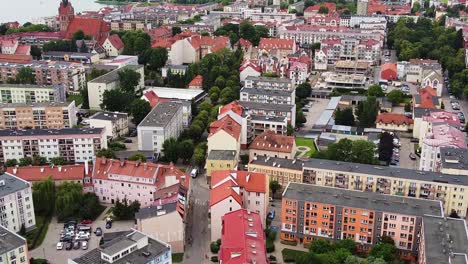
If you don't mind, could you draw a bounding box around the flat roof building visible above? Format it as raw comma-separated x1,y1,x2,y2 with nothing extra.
0,224,29,264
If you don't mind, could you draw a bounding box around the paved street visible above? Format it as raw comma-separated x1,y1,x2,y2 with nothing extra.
398,137,419,170
183,170,211,264
30,208,134,264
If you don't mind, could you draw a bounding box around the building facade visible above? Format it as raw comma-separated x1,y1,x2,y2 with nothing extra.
88,111,129,140
0,84,66,104
0,224,29,264
248,156,304,190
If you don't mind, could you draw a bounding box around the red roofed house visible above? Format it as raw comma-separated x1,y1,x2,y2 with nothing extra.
0,54,33,63
249,130,296,160
7,163,93,191
168,35,231,65
376,113,414,132
413,86,440,109
210,170,268,240
217,101,253,149
235,38,253,53
219,209,268,264
240,60,262,82
259,38,296,58
102,34,124,57
92,158,189,210
59,0,110,43
304,2,337,18
188,75,203,89
142,90,169,108
380,63,397,81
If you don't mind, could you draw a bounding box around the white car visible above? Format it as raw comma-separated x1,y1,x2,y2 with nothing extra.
56,242,64,250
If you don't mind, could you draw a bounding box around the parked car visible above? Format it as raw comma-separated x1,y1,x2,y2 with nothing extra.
65,242,73,251
95,227,102,236
409,153,417,160
56,242,63,250
80,219,92,225
82,241,88,250
190,168,198,178
73,241,80,250
267,210,275,220
124,139,133,143
106,221,112,229
393,148,400,154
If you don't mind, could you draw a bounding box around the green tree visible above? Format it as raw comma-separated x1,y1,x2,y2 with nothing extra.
30,45,42,59
16,67,35,84
192,143,207,166
309,238,333,254
32,155,47,166
80,87,89,109
4,159,18,167
368,84,384,97
129,99,151,125
356,96,378,128
296,110,307,127
101,89,134,112
96,148,116,158
404,103,411,112
162,138,180,163
351,140,377,164
118,68,141,94
32,177,55,216
172,26,182,36
127,153,147,162
139,47,168,71
178,139,195,162
269,180,281,197
112,198,141,220
318,6,329,14
369,243,398,262
411,2,421,13
296,82,312,99
55,182,83,221
387,89,406,105
19,157,32,167
287,124,294,136
334,239,357,254
334,107,355,126
50,157,68,165
378,132,394,163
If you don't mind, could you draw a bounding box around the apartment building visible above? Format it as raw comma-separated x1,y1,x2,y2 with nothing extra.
438,147,468,176
92,158,188,208
137,102,183,154
0,84,66,104
0,224,29,264
413,110,461,143
206,150,238,178
70,230,172,264
110,20,151,32
0,128,107,163
210,170,268,241
0,173,36,233
249,156,304,189
317,38,381,66
249,130,295,160
87,64,145,110
241,77,296,105
219,209,268,264
0,61,86,92
281,183,442,261
208,115,241,154
0,101,77,130
168,35,230,65
89,111,129,140
302,158,468,217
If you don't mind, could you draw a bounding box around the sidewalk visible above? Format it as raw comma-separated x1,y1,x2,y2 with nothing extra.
272,237,309,264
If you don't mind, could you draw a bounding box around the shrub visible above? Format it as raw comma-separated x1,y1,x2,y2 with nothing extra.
210,241,220,254
266,239,275,253
269,255,277,261
210,256,219,262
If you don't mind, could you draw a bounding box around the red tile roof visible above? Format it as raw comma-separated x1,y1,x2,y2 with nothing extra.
305,2,337,13
416,86,438,108
235,38,253,48
211,170,267,194
219,209,267,264
376,113,413,125
14,45,30,55
219,101,243,116
0,54,32,63
106,34,124,50
188,75,203,88
189,35,230,52
259,38,294,50
209,180,243,207
6,165,87,182
64,17,110,43
380,63,397,81
250,130,295,153
209,115,241,140
240,60,262,73
143,90,169,108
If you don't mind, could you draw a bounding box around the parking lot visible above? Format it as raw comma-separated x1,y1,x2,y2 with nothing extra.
301,98,329,133
30,210,135,264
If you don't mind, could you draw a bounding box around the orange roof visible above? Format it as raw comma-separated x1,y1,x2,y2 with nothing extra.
236,38,253,48
259,38,294,50
209,115,241,140
188,75,203,88
106,34,124,50
415,86,438,108
64,17,110,42
219,101,243,116
209,180,243,207
305,2,337,13
0,54,32,63
92,158,188,189
419,86,437,97
250,130,295,153
211,170,267,194
6,165,86,182
376,113,413,125
381,63,396,72
189,35,230,52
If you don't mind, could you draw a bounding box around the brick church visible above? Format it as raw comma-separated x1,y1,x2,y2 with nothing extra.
58,0,110,43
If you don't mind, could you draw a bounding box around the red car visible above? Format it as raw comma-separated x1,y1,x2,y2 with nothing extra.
80,219,92,225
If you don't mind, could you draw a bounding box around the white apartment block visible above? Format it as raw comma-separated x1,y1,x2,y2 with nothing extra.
138,102,183,154
0,224,29,264
0,128,107,163
87,65,145,110
0,173,36,233
89,111,129,140
0,84,66,103
319,38,381,66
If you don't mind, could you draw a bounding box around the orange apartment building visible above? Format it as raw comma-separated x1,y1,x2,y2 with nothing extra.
280,182,444,261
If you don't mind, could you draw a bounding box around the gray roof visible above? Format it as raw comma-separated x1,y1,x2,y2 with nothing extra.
43,51,96,58
413,107,441,118
135,202,177,220
250,156,304,171
250,115,287,123
88,65,143,84
240,87,293,97
0,84,58,90
138,102,182,128
239,101,295,112
440,147,468,171
89,111,128,121
72,230,169,264
422,215,468,264
0,101,72,108
0,225,26,255
207,150,237,161
0,173,30,198
0,128,104,137
284,182,442,217
245,76,292,84
304,158,468,186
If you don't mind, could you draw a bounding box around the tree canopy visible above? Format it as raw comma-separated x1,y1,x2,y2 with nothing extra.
355,96,379,128
313,138,378,165
334,107,355,126
214,21,269,46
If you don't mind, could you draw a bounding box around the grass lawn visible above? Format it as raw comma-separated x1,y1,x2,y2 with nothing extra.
295,137,317,157
67,94,83,107
172,253,184,263
26,215,51,250
282,248,308,263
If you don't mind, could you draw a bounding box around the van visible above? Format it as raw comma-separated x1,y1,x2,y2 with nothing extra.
190,168,198,178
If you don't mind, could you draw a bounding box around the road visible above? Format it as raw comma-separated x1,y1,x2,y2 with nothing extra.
183,169,211,264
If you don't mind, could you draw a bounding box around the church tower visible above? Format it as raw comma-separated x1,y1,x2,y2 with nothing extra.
58,0,75,33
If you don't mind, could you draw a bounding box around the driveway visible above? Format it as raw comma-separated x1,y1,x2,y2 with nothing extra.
301,98,329,133
397,137,419,170
30,208,134,264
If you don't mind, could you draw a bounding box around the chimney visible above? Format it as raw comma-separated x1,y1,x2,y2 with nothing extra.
40,167,45,173
13,166,17,174
58,166,62,172
84,160,89,176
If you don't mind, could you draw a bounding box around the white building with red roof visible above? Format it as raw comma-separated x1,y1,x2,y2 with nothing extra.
208,115,242,154
376,113,414,132
102,34,124,57
219,209,268,264
210,170,268,240
288,61,309,85
218,102,253,149
240,60,262,82
92,158,189,209
249,130,296,160
414,110,461,142
168,35,230,65
259,38,296,58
